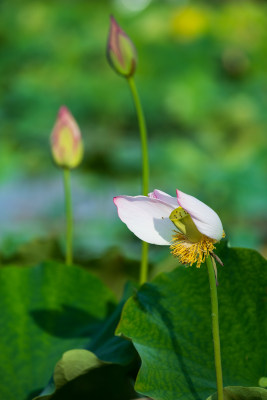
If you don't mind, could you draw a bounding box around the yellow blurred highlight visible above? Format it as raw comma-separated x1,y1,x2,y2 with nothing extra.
170,6,209,41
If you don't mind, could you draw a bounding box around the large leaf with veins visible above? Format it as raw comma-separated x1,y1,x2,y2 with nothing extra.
117,243,267,400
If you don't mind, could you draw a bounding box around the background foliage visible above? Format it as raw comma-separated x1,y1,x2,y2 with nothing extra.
0,0,266,275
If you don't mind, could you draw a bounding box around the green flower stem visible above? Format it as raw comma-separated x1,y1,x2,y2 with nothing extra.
206,255,224,400
127,76,149,285
140,241,149,285
63,168,73,266
127,76,149,195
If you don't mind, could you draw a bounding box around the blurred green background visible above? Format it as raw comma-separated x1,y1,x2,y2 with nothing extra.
0,0,266,285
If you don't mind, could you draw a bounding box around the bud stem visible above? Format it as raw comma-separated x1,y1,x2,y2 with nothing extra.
127,76,149,285
63,168,73,266
206,255,224,400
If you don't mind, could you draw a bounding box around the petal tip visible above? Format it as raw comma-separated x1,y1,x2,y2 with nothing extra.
110,15,117,24
148,190,156,199
58,105,69,117
113,196,122,220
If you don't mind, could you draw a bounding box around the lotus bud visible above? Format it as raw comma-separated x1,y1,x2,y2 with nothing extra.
107,16,137,77
50,106,83,169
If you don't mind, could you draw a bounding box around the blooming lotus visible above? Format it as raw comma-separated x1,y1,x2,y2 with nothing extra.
114,189,224,268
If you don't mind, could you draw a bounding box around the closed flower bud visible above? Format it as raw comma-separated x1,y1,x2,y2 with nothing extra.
107,16,137,78
50,106,83,169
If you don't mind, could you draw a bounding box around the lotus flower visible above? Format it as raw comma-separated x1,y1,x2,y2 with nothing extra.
50,106,83,169
107,16,137,77
114,189,224,268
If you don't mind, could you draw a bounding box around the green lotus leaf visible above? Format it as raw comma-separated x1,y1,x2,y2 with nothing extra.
117,243,267,400
0,261,116,400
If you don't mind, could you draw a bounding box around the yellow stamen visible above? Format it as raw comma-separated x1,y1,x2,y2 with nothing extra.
170,231,216,268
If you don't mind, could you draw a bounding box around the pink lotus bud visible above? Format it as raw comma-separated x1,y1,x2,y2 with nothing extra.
50,106,83,169
107,16,137,78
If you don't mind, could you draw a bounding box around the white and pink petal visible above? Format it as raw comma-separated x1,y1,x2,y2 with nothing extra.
176,189,223,241
114,195,175,245
148,189,178,209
